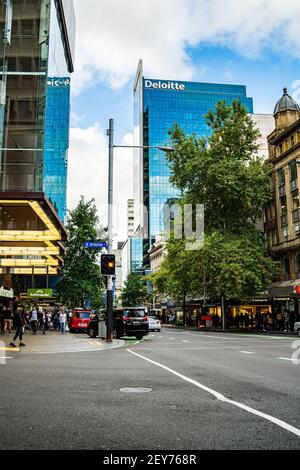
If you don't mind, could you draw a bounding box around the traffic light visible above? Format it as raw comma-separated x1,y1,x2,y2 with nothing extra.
101,254,116,276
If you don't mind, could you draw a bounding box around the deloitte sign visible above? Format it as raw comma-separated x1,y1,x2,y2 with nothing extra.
145,80,185,91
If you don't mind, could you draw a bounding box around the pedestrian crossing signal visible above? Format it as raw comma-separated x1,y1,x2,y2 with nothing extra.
101,254,116,276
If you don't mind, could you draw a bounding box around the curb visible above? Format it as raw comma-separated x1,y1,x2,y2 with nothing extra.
161,325,296,337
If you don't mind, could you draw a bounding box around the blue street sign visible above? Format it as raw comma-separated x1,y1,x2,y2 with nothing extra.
84,242,108,249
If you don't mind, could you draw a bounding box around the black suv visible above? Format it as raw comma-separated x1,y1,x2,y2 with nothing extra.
87,308,149,340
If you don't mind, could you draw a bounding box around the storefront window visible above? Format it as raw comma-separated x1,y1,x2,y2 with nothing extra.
296,253,300,279
282,255,291,280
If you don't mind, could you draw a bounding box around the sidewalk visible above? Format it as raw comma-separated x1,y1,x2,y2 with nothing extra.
0,330,124,355
162,324,296,337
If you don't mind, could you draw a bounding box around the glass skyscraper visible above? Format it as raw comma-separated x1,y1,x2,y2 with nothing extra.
0,0,75,222
133,60,254,271
0,0,75,290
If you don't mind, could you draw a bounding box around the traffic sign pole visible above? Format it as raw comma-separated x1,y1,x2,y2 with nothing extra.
106,119,114,343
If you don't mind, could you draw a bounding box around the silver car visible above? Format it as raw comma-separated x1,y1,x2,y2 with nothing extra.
148,316,161,332
294,322,300,337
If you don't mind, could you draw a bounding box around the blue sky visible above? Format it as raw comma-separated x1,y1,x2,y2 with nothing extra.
67,0,300,243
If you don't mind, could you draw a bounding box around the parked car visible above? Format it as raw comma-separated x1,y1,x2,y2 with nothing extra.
69,309,91,333
148,316,161,332
294,321,300,337
87,307,149,340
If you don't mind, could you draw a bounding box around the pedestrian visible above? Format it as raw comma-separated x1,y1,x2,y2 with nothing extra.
0,306,6,334
59,310,67,334
3,307,13,334
30,307,38,335
244,313,250,329
240,313,244,329
40,311,48,335
284,312,290,332
262,314,268,332
10,309,26,348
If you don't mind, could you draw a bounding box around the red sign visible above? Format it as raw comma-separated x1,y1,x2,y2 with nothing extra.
201,316,211,321
294,286,300,295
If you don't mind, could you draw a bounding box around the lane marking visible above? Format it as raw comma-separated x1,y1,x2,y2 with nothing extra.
127,349,300,438
278,357,295,362
239,351,255,355
135,345,296,351
182,340,190,343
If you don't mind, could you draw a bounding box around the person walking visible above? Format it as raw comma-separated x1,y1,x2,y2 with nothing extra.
10,309,26,348
40,311,48,335
3,307,13,334
30,307,38,335
59,310,67,334
0,306,6,334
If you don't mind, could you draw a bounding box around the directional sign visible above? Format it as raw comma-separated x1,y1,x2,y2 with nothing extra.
84,242,108,249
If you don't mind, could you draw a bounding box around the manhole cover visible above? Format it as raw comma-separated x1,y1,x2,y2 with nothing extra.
119,387,152,394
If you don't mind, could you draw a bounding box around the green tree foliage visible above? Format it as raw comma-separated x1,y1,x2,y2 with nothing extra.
121,273,149,307
153,100,278,305
58,197,105,308
167,100,271,233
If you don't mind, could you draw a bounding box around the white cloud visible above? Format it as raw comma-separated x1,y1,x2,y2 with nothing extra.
67,124,133,244
72,0,300,94
70,111,85,126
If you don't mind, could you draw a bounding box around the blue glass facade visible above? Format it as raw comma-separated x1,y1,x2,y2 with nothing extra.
133,64,254,270
43,0,72,222
43,77,70,221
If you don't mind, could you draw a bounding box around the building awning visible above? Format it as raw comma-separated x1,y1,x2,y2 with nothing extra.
267,280,300,298
0,193,67,275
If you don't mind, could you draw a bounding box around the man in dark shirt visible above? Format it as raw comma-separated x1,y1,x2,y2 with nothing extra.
10,309,26,348
0,307,5,334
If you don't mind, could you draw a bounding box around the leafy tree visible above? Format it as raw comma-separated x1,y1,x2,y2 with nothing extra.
152,101,278,319
167,100,271,233
58,197,105,308
121,273,149,307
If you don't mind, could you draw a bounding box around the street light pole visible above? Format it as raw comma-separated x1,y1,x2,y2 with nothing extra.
106,118,114,343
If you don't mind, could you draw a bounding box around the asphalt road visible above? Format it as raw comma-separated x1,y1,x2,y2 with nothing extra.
0,329,300,450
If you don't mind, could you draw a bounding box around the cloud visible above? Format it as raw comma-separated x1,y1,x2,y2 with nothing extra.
67,124,133,244
72,0,300,95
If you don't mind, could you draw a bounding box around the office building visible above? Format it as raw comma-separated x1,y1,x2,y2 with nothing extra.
127,199,134,237
0,0,75,292
132,60,254,271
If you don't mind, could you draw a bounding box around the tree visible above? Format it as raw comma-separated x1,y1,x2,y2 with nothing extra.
121,273,149,307
58,197,105,308
151,240,196,325
152,100,278,315
167,100,271,233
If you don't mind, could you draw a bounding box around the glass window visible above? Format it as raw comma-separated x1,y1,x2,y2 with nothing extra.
278,168,285,186
282,256,290,280
289,160,297,181
296,254,300,279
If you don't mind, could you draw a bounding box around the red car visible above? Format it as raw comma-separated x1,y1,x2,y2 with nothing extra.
69,309,91,333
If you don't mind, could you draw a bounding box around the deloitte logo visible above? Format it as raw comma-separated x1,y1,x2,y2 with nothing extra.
145,80,185,91
47,77,70,88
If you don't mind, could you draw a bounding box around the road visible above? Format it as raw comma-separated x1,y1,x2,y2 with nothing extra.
0,329,300,450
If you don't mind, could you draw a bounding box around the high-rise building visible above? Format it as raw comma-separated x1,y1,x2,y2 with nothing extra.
132,60,254,271
127,199,134,237
0,0,75,292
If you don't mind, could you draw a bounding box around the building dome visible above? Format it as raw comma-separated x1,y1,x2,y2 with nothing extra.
274,88,300,116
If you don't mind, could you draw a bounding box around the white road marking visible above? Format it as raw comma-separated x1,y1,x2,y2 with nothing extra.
127,349,300,438
277,357,295,362
182,340,190,343
239,351,255,355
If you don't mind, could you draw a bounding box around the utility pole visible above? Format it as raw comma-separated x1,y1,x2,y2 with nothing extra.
106,119,114,343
